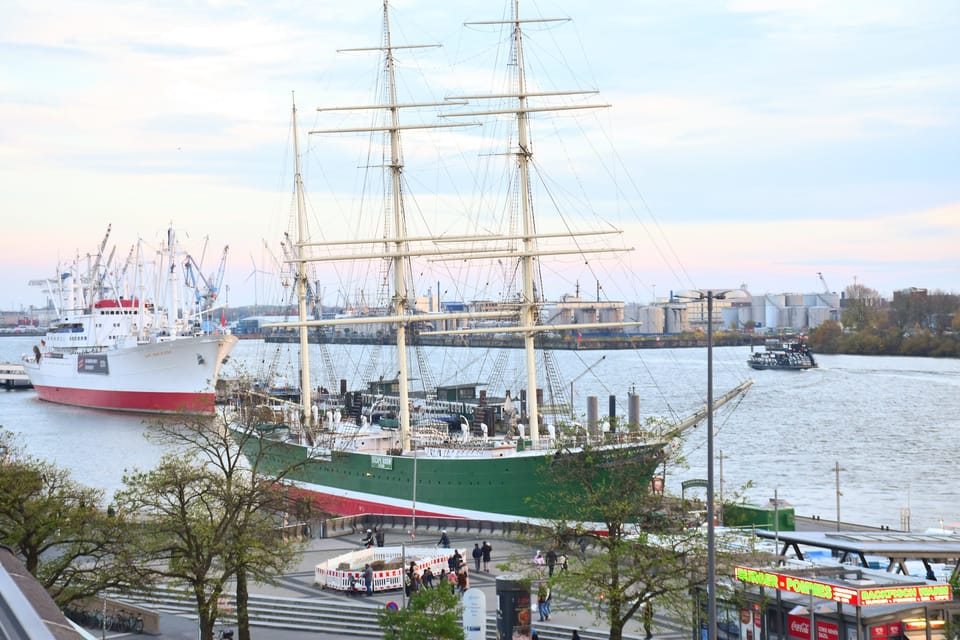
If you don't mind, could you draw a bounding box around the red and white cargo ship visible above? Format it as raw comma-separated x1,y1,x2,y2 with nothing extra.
22,226,237,414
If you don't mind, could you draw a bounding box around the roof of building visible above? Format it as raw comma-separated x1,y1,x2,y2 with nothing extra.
754,530,960,578
0,546,88,639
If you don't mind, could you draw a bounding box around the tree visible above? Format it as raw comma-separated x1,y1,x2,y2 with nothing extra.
808,319,842,353
377,584,465,640
525,436,706,640
116,404,306,640
0,428,143,606
841,281,881,331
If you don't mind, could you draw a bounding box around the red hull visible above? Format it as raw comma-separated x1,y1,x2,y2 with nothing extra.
287,486,461,520
33,385,216,414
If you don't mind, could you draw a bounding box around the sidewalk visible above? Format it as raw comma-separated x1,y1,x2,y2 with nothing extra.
146,529,650,639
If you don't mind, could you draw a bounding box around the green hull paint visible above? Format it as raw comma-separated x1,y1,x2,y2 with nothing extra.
240,432,663,520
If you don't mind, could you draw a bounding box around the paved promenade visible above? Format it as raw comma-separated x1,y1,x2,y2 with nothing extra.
145,528,665,640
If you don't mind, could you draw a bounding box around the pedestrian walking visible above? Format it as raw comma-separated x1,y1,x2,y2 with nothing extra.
481,540,493,571
472,543,482,571
375,526,385,547
422,566,434,588
363,564,373,596
545,549,557,576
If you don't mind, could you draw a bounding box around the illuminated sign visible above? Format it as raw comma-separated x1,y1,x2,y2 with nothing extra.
734,566,952,607
859,584,951,605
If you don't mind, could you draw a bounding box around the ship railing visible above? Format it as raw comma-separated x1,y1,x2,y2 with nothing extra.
315,513,539,540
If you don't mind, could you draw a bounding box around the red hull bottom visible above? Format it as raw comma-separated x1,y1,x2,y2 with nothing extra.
287,486,462,521
33,385,216,414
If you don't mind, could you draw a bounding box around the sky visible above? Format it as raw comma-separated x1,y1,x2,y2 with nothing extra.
2,0,958,312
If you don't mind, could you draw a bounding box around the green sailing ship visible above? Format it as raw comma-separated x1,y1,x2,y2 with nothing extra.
231,0,751,524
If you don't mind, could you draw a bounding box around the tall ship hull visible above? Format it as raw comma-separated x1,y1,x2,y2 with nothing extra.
238,429,664,521
26,333,237,414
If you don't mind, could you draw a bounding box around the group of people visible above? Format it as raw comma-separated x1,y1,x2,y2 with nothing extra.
437,530,492,573
471,541,493,571
533,548,568,576
403,546,473,597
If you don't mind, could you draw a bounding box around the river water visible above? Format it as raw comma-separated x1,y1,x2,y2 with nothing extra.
2,335,958,531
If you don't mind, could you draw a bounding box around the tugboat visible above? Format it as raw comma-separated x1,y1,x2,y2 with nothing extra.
747,338,817,371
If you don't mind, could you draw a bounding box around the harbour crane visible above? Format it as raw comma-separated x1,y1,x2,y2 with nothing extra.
817,272,831,294
183,244,229,311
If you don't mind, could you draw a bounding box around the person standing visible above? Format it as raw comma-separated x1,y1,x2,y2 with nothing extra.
545,549,557,576
472,543,482,571
447,568,457,594
481,540,493,571
537,582,551,621
363,563,373,597
375,526,385,547
456,566,468,596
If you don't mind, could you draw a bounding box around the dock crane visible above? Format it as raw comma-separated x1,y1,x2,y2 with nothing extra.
818,272,831,294
183,244,229,311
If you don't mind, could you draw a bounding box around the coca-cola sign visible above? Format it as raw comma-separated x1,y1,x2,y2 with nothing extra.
787,614,838,640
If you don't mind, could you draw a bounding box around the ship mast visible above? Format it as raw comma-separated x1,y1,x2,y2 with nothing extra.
291,95,314,430
382,4,412,453
448,0,614,445
270,0,629,450
512,0,540,444
303,0,473,452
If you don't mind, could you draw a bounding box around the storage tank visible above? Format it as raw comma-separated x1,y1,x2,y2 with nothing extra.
623,303,663,335
664,304,686,334
808,306,834,328
787,306,808,329
764,307,781,331
598,306,624,324
784,293,804,307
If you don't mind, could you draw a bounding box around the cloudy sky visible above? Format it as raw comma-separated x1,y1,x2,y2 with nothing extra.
2,0,958,311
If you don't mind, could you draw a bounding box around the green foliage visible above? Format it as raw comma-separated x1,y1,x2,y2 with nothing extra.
808,320,842,353
525,440,706,640
116,409,305,640
0,429,144,606
812,284,960,357
377,586,465,640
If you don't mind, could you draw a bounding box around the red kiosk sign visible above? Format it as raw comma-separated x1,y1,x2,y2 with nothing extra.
734,567,952,607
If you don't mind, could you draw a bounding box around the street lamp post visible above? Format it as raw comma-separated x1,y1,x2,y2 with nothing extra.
834,461,845,531
706,290,718,640
681,287,742,640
